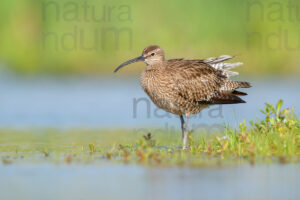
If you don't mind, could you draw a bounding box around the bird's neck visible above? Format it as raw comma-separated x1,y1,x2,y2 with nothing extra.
146,61,165,71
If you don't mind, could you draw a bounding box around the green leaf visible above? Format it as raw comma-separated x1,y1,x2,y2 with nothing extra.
276,99,283,115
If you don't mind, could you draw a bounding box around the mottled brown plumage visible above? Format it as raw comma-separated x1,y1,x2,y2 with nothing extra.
115,45,251,149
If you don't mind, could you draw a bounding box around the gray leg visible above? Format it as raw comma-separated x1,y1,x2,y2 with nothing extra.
180,115,189,150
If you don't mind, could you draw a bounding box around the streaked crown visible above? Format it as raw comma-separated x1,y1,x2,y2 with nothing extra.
142,45,165,65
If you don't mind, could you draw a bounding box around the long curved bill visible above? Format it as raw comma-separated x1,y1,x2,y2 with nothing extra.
114,55,145,73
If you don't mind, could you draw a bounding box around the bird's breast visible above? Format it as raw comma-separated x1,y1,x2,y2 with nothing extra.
141,70,167,100
140,69,159,98
140,69,182,114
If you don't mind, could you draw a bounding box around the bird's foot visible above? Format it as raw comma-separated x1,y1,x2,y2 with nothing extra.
182,146,189,151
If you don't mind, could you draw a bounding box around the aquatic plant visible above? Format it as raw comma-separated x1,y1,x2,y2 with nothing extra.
0,100,299,167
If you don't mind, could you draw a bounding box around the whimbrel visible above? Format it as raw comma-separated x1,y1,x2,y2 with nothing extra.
114,45,251,150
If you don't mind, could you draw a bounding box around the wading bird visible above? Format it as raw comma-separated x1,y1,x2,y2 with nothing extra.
114,45,251,150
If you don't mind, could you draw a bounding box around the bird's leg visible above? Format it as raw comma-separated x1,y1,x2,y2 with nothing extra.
180,115,189,150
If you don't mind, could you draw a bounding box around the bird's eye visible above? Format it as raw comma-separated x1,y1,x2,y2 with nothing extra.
151,53,155,56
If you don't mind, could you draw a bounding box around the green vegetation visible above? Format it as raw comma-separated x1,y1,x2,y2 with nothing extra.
0,0,300,76
0,100,299,167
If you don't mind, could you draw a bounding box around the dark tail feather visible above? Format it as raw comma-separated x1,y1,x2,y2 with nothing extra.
209,91,246,104
232,90,248,96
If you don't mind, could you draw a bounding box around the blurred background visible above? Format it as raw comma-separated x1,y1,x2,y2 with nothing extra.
0,1,299,200
0,0,299,129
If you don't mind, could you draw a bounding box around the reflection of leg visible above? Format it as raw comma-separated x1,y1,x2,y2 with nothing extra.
180,115,189,150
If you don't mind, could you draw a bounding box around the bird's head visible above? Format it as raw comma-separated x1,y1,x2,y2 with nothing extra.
114,45,165,73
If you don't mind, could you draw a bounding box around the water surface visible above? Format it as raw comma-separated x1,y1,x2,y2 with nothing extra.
0,163,298,200
0,75,299,130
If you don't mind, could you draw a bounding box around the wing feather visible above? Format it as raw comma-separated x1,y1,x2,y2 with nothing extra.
166,59,249,105
167,60,224,103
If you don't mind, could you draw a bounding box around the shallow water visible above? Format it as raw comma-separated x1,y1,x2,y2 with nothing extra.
0,163,299,200
0,75,299,200
0,75,299,130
